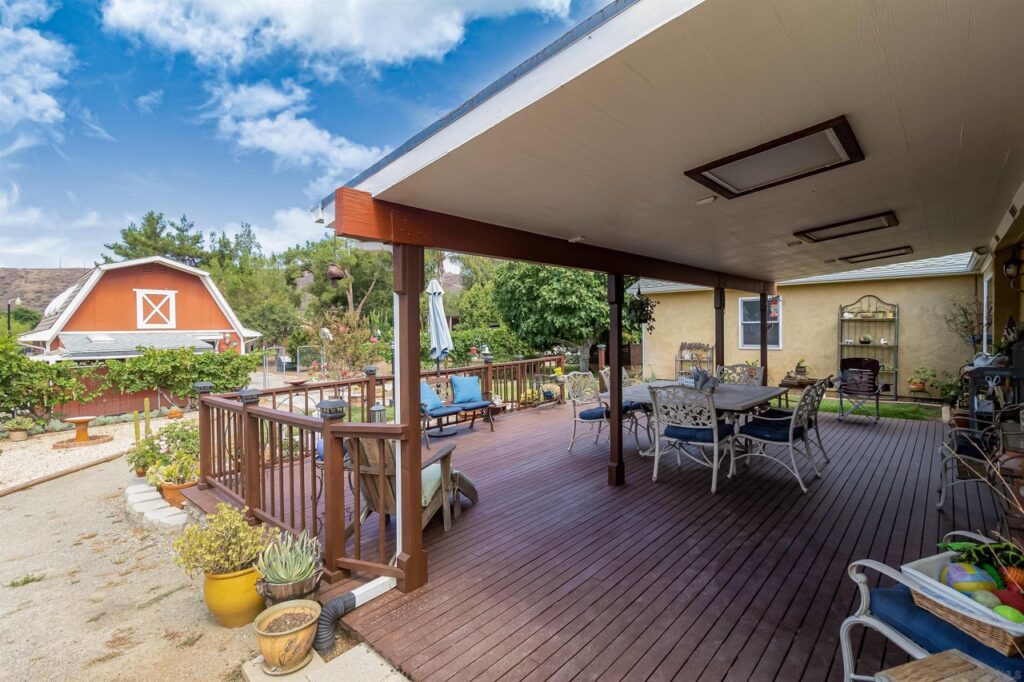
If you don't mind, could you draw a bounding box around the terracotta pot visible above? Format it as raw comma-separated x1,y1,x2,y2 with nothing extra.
257,571,322,606
160,480,197,508
908,381,927,391
203,566,265,628
253,599,321,675
8,430,28,442
134,467,147,478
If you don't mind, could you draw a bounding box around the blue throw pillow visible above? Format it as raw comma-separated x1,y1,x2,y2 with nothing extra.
451,375,483,404
420,381,444,411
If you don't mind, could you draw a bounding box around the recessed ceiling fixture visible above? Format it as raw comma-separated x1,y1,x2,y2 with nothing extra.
568,235,586,244
839,245,913,264
786,240,802,247
695,196,716,205
794,211,898,243
685,115,864,199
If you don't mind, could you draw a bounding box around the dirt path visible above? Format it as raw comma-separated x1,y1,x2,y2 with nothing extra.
0,456,256,681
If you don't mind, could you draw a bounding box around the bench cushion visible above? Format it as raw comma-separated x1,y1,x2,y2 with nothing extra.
451,375,483,404
452,399,491,411
421,381,444,412
870,584,1024,675
427,405,462,418
664,423,734,443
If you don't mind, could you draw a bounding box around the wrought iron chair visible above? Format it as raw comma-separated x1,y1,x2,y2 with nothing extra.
716,363,764,386
834,358,888,421
648,384,735,492
566,371,641,452
758,375,833,465
936,402,1021,510
735,384,820,493
600,366,648,445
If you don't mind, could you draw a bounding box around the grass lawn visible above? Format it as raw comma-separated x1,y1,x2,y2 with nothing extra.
814,397,941,421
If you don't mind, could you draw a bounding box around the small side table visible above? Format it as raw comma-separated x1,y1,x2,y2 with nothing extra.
875,649,1010,681
778,376,817,407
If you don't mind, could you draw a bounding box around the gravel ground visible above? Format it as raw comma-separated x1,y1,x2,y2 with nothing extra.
0,417,173,492
0,457,257,681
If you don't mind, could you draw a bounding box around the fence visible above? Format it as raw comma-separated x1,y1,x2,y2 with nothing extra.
199,355,567,584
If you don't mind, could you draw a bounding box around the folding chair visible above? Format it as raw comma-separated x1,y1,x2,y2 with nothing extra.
834,358,888,421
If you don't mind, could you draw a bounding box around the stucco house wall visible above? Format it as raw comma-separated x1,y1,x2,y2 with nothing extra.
643,275,978,396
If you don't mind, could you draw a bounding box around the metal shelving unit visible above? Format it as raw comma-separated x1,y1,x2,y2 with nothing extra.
838,295,899,399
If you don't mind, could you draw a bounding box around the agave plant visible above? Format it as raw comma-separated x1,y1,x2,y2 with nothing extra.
256,530,322,585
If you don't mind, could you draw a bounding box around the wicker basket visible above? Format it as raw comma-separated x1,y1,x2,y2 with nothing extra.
911,589,1024,656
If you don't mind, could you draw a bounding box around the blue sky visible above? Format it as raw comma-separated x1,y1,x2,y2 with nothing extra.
0,0,602,267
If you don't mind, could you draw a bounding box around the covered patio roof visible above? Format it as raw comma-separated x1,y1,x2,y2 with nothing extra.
322,0,1024,285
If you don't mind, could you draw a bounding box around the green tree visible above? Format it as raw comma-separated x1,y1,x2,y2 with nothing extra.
103,211,208,266
491,263,608,370
458,281,501,329
450,254,497,291
283,238,392,323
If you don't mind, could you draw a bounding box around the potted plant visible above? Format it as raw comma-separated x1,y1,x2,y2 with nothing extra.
256,530,323,605
3,416,34,442
794,359,808,376
146,449,199,508
253,599,322,675
858,335,874,345
173,503,278,627
908,367,936,392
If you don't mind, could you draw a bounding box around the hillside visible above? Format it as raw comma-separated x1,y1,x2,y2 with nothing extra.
0,268,92,312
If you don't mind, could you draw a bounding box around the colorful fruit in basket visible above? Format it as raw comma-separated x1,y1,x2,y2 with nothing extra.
994,605,1024,623
973,590,1003,608
940,563,997,593
1001,566,1024,590
995,587,1024,612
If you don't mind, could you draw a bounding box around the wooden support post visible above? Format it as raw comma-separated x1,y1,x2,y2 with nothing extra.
557,354,566,403
239,390,261,518
759,292,769,386
393,244,427,592
608,274,625,486
714,287,725,371
483,356,493,399
320,411,347,584
363,366,377,422
597,345,607,371
195,382,213,489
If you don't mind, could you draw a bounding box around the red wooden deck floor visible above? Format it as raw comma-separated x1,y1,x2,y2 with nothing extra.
341,404,1000,681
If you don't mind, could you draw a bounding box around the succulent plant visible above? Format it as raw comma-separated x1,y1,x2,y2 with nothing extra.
256,530,322,585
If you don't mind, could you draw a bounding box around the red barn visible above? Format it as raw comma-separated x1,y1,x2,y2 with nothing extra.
19,256,260,362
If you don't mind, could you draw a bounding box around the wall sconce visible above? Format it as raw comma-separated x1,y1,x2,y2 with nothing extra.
1004,247,1024,291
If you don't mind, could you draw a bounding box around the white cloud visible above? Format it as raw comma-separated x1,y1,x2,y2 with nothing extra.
102,0,570,70
0,2,72,135
0,183,107,267
79,107,116,141
209,80,385,196
135,88,163,113
228,207,326,255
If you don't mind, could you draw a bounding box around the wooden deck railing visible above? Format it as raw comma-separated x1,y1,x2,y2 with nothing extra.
197,355,566,584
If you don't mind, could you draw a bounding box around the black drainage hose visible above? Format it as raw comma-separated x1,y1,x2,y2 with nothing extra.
314,591,357,654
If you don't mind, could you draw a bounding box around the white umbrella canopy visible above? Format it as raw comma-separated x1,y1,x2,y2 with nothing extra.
426,278,454,366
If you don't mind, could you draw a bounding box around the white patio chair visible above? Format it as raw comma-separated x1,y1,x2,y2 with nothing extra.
716,363,763,386
648,383,735,493
734,384,820,493
600,366,648,446
566,371,641,452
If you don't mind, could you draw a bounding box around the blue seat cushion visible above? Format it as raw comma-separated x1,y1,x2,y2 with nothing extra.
451,375,483,404
740,418,802,442
953,431,996,460
314,439,348,462
420,381,444,412
427,405,462,418
623,400,644,412
579,406,609,420
452,399,491,411
664,423,734,443
870,585,1024,676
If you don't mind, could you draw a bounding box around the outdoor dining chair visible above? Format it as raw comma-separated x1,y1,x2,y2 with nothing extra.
757,375,833,465
936,402,1021,510
600,366,649,444
735,384,821,493
648,383,735,493
716,363,764,386
835,357,888,421
565,371,642,453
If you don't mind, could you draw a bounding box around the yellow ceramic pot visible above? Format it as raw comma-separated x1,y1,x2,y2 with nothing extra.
203,567,265,628
253,600,322,675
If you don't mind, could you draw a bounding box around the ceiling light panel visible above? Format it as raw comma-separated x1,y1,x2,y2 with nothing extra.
795,211,898,243
839,245,913,264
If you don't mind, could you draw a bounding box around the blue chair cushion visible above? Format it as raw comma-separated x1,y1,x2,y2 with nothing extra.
623,400,644,412
664,423,734,443
453,399,491,411
740,418,803,442
314,439,348,462
451,375,483,404
421,381,444,412
870,584,1024,676
953,432,997,460
579,406,609,420
427,405,462,418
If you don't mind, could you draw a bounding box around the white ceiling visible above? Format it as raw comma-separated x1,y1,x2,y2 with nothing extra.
357,0,1024,283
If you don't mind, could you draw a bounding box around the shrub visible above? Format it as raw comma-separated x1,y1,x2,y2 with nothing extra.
3,416,34,432
448,325,530,365
107,348,261,402
146,449,199,486
256,530,322,584
128,420,199,473
173,503,278,576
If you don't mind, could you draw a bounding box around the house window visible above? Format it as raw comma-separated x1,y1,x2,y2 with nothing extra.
135,289,177,329
738,296,782,349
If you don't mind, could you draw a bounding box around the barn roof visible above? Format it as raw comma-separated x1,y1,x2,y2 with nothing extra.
19,256,257,346
48,332,217,361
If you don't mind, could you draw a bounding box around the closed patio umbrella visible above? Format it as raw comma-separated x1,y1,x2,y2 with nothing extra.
426,278,453,375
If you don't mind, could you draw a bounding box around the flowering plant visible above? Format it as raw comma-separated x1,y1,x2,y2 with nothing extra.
127,420,199,472
146,449,199,485
174,504,278,576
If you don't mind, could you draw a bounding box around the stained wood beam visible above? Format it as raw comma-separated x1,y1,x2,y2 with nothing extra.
334,188,773,294
608,273,625,487
759,293,769,386
714,287,725,370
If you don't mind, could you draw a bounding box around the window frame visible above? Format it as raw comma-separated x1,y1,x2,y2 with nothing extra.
737,295,782,350
135,288,177,329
